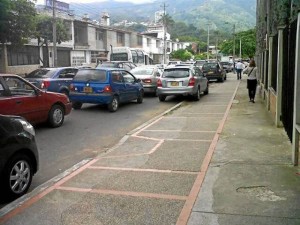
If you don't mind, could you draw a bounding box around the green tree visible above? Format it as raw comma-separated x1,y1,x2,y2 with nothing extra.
0,0,36,45
35,15,70,66
158,14,175,32
170,49,193,61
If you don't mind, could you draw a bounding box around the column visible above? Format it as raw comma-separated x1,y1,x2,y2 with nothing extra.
267,36,274,110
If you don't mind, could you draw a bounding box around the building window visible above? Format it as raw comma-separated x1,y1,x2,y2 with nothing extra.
147,38,151,47
7,46,39,66
96,30,103,41
137,36,143,46
117,32,124,45
156,40,160,48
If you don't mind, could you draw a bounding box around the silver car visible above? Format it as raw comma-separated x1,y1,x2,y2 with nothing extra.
157,66,209,101
130,65,163,95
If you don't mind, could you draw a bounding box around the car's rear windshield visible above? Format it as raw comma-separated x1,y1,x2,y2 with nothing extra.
195,61,205,66
26,69,56,78
97,62,118,68
74,70,107,82
162,68,190,78
131,68,154,76
202,63,218,69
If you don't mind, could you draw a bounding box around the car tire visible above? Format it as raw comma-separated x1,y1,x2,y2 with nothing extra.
224,74,227,80
72,102,82,110
2,154,33,200
158,95,166,102
204,85,209,95
137,90,144,104
48,104,64,128
194,87,200,101
108,96,119,112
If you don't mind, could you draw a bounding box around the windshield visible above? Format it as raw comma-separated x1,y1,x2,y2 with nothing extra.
202,63,218,70
162,68,190,78
131,68,154,76
26,69,56,78
74,69,107,82
111,53,128,61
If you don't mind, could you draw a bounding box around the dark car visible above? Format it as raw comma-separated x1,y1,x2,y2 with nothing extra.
96,61,137,71
25,67,79,95
202,61,227,82
157,65,209,102
0,74,72,128
69,68,144,112
0,114,39,200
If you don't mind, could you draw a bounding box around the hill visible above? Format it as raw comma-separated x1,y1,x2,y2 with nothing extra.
70,0,256,32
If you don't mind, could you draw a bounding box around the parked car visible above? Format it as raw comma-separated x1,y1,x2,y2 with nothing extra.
0,114,39,200
25,67,79,96
130,65,163,95
195,60,206,70
0,74,72,127
220,61,233,73
202,61,227,82
96,61,137,71
69,68,144,112
156,65,209,102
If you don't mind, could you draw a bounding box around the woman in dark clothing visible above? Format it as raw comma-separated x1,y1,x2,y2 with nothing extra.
243,59,258,103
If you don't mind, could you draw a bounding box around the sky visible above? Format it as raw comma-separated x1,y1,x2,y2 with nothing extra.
36,0,155,4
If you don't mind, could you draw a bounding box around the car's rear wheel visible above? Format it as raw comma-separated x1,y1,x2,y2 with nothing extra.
48,104,64,127
194,87,200,101
158,95,166,102
108,96,119,112
1,154,33,200
72,102,82,110
204,84,209,95
137,90,144,104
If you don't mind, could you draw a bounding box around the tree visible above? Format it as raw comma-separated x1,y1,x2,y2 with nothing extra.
0,0,36,45
35,15,70,67
158,14,175,32
170,49,193,61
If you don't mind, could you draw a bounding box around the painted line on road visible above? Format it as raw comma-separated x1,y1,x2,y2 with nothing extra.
56,186,188,201
143,130,215,133
176,81,240,225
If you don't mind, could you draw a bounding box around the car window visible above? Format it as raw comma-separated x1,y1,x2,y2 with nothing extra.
4,77,35,96
122,71,135,84
59,68,77,78
0,83,4,96
73,69,107,82
26,69,56,78
162,68,190,78
111,71,123,83
203,63,218,69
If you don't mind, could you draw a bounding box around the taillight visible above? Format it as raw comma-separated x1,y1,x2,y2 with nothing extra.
103,85,112,93
188,77,195,86
157,79,162,87
69,84,75,91
41,80,50,89
143,79,152,84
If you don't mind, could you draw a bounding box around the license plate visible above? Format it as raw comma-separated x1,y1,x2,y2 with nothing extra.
83,87,93,93
170,81,179,86
208,71,214,74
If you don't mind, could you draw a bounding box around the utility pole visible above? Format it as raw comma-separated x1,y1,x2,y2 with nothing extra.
239,38,242,59
233,24,236,62
207,23,211,60
161,3,168,65
52,0,57,67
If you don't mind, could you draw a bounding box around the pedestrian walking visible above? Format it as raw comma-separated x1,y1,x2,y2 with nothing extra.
236,60,245,80
243,59,258,103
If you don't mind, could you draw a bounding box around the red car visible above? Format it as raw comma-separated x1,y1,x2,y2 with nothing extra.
0,74,72,127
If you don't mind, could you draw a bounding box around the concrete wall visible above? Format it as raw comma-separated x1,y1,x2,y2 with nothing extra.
7,65,40,76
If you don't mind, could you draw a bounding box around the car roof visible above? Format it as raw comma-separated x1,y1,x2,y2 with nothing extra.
78,68,126,72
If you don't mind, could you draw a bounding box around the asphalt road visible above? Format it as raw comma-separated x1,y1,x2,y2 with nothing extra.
30,95,181,190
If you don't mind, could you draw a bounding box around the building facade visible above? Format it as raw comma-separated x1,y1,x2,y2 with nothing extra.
256,0,300,165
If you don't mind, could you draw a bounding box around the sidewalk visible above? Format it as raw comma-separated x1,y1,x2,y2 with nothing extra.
0,74,299,225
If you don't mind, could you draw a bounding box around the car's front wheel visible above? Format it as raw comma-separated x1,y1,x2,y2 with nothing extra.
137,90,144,104
1,154,33,200
108,96,119,112
48,104,64,127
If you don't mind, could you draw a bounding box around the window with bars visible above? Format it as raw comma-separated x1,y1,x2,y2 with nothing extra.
7,46,39,66
117,32,125,45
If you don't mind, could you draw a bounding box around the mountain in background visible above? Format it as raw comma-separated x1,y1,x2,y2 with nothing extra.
69,0,256,32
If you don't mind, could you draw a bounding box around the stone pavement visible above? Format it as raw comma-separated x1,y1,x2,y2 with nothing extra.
0,73,299,225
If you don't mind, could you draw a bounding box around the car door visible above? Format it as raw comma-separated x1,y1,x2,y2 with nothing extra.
0,76,46,124
57,68,78,93
111,70,128,103
195,67,207,91
121,71,139,101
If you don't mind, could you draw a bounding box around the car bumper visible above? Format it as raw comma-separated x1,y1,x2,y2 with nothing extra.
143,85,157,93
65,102,72,115
69,92,112,105
157,86,196,96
